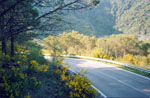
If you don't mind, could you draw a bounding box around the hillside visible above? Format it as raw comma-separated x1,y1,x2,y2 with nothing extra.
64,0,150,37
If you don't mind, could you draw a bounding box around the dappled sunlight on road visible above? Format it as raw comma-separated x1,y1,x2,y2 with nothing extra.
76,62,114,69
64,58,115,69
144,89,150,93
44,56,52,61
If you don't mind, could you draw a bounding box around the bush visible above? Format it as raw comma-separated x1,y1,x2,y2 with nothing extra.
27,49,48,65
29,60,48,72
0,66,27,98
118,54,150,69
0,65,41,98
67,75,96,98
0,42,97,98
123,54,133,62
25,42,49,65
0,50,47,98
56,66,97,98
91,48,105,58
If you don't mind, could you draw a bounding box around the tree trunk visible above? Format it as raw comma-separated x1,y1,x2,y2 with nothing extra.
2,39,7,54
10,35,15,57
0,16,7,54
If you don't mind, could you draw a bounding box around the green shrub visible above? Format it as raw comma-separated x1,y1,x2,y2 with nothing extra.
27,49,48,65
0,52,46,98
0,66,28,98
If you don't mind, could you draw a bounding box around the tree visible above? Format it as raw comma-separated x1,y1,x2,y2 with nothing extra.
139,42,150,56
0,0,100,56
0,0,39,56
96,34,141,58
43,36,62,62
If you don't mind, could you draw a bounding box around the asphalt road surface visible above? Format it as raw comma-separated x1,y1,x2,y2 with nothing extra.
63,58,150,98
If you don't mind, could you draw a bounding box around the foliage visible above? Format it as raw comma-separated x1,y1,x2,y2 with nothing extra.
0,43,50,98
111,0,150,35
63,0,150,36
30,60,48,72
91,48,103,58
0,55,42,98
26,42,49,65
117,54,150,69
43,32,150,69
0,41,98,98
42,31,96,56
0,53,11,65
55,66,97,98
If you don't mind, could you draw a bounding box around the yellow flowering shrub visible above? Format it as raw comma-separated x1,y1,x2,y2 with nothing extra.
103,55,110,59
15,45,27,53
0,42,51,98
124,54,133,62
30,60,49,72
0,64,41,98
0,66,28,98
66,75,97,98
38,64,49,72
56,66,97,98
30,60,39,70
117,54,150,69
0,51,47,98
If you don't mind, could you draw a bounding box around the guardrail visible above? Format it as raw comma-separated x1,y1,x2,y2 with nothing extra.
44,54,150,73
62,55,150,73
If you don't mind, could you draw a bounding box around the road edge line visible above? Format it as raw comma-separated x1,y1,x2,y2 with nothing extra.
97,70,150,97
91,85,107,98
115,67,150,80
68,68,107,98
67,58,150,80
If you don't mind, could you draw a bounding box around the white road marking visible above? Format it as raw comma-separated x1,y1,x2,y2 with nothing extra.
68,68,76,74
68,67,107,98
67,58,150,80
115,67,150,80
45,56,150,97
91,85,107,98
96,70,150,97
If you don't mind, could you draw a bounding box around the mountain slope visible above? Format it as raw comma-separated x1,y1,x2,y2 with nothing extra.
64,0,150,37
111,0,150,35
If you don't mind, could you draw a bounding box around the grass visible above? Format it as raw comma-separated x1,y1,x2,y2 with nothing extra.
67,56,150,78
103,61,150,78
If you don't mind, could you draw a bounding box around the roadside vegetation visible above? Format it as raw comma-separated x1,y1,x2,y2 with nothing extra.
42,31,150,69
0,42,97,98
0,0,100,98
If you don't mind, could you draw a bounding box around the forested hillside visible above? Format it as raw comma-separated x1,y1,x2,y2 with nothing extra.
65,0,150,36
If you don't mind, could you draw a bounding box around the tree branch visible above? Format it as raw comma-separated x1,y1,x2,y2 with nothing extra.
0,0,26,17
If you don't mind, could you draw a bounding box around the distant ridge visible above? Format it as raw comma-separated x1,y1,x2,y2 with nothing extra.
62,0,150,37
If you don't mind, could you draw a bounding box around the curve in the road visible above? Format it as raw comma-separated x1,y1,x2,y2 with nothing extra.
64,58,150,98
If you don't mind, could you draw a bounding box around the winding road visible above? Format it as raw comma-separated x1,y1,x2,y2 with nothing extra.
63,58,150,98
